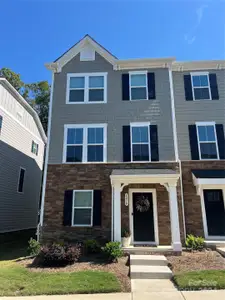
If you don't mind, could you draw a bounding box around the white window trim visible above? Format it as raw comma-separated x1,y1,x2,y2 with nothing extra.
196,121,219,160
130,122,151,162
17,167,26,194
71,190,93,227
66,72,107,104
190,72,212,101
129,71,148,101
63,123,107,163
31,140,39,156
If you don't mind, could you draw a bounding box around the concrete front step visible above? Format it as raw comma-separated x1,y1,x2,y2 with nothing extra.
205,240,225,249
130,265,173,279
123,246,174,255
130,254,168,266
217,247,225,257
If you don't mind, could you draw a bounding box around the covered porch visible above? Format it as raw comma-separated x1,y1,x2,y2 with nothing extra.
110,169,182,252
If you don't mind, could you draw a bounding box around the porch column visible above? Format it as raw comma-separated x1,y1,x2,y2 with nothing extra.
168,183,182,251
113,183,121,242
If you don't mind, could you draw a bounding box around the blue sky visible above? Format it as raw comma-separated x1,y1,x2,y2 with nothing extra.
1,0,224,83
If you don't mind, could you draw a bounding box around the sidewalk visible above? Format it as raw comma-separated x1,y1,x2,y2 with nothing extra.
1,291,225,300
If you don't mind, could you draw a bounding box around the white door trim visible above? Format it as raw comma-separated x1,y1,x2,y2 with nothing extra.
200,187,225,240
129,188,159,245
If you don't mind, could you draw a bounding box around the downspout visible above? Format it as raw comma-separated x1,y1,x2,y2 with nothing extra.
111,185,114,241
168,67,186,239
38,72,55,241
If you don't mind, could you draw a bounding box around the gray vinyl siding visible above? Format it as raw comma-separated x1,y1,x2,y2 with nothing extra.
49,53,175,163
0,141,42,232
173,69,225,160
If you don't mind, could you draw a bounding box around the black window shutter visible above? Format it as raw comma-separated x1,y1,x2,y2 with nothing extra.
216,124,225,159
93,190,102,226
122,74,130,101
123,125,131,162
184,75,193,101
63,190,73,226
209,74,219,100
188,125,199,160
150,125,159,161
147,73,156,99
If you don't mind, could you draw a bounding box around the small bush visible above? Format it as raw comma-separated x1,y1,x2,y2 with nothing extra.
38,243,81,266
27,238,41,256
185,234,204,251
102,242,123,262
84,239,101,254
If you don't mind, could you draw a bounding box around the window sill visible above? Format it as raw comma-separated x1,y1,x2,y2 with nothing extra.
66,101,107,104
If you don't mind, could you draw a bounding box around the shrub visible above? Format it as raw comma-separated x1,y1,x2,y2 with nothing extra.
121,228,131,238
27,238,41,256
102,242,123,262
185,234,205,251
39,243,81,266
84,239,101,254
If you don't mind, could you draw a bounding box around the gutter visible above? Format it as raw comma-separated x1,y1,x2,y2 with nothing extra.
168,68,186,239
38,72,55,239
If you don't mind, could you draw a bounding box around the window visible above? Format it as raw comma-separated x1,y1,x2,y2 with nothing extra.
64,124,107,163
131,123,150,161
191,73,211,100
31,141,39,155
196,122,219,159
72,190,93,226
17,168,25,193
67,73,107,103
129,72,148,100
0,116,3,133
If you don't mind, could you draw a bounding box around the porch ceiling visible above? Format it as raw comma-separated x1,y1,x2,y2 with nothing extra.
110,168,180,190
192,169,225,195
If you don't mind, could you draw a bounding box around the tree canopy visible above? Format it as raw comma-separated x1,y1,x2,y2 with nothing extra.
0,68,50,133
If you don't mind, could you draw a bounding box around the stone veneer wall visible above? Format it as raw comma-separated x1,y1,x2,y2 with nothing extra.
41,162,185,245
181,160,225,237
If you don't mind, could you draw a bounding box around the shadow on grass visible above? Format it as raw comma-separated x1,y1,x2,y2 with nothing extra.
0,229,36,261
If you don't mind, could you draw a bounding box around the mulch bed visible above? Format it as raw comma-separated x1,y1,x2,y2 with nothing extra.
17,255,130,292
167,250,225,274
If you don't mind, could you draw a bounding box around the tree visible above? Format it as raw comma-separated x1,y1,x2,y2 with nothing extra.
0,67,50,133
0,67,24,93
27,81,50,133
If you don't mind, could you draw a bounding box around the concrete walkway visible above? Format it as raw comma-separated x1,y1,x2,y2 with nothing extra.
1,291,225,299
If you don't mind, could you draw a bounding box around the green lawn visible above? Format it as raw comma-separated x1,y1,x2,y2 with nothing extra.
174,270,225,290
0,261,121,296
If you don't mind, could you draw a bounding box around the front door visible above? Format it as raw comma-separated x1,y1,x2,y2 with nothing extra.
132,192,155,242
203,189,225,236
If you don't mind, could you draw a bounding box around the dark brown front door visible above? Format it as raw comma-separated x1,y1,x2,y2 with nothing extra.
203,189,225,236
132,192,155,242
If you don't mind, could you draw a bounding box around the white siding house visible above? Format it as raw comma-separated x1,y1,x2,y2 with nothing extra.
0,77,47,233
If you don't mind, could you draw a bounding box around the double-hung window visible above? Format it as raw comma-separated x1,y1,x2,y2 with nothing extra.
64,124,107,163
67,73,107,103
129,72,148,100
191,72,211,100
131,123,150,161
72,190,93,226
196,122,219,159
31,141,39,155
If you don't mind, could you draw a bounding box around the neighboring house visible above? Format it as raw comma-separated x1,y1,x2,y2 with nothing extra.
40,35,225,252
0,78,47,233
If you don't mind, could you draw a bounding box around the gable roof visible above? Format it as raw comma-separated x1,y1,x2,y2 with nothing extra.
0,78,47,143
45,35,175,72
